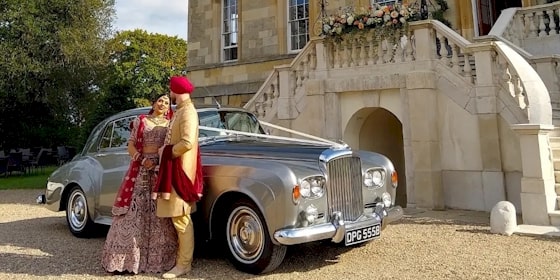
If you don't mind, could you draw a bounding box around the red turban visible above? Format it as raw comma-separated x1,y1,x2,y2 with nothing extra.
169,76,195,94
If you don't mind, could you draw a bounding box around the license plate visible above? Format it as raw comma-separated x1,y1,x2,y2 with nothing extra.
344,224,381,246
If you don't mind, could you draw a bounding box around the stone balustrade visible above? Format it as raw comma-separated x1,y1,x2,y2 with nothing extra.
323,28,415,68
244,40,317,122
245,20,551,125
492,2,560,56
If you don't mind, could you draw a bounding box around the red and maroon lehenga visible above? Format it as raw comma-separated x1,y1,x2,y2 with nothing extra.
101,116,177,274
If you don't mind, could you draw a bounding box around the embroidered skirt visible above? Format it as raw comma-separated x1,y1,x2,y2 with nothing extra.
101,153,177,274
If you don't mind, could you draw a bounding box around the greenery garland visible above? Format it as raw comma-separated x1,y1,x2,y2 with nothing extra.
432,0,451,27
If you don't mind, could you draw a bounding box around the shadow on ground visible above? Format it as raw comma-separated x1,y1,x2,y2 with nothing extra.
0,210,353,279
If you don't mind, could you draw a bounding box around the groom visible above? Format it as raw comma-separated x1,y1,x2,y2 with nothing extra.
154,75,203,279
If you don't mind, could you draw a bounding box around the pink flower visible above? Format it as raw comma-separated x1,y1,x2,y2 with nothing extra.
391,11,399,18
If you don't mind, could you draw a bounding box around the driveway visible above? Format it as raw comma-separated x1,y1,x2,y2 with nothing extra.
1,189,559,280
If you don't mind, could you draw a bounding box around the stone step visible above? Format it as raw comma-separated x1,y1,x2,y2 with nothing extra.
550,210,560,226
551,137,560,149
554,160,560,171
553,149,560,160
555,171,560,182
556,183,560,194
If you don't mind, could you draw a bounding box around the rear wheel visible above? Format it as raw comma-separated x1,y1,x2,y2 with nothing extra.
223,199,287,274
65,186,96,238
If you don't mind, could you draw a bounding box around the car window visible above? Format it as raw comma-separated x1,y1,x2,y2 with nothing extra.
99,123,113,149
111,117,135,148
98,116,136,150
198,110,264,134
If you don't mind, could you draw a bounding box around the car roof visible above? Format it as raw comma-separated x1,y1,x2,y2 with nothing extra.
106,103,252,122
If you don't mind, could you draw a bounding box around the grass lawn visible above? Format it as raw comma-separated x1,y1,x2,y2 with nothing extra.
0,166,58,190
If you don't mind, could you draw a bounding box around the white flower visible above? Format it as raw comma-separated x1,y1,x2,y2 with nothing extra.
347,16,354,25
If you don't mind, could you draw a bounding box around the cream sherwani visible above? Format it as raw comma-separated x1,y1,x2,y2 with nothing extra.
156,98,199,274
156,99,199,217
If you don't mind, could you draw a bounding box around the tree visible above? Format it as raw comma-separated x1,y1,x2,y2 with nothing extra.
80,30,188,145
104,29,188,106
0,0,114,149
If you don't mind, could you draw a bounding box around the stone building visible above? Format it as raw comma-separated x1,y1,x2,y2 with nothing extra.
186,0,560,226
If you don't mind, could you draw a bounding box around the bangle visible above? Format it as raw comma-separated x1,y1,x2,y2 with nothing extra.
132,152,141,161
141,158,147,165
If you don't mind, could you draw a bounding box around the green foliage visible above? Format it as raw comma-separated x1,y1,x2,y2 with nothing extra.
0,0,114,150
0,1,187,152
104,29,188,106
409,0,452,27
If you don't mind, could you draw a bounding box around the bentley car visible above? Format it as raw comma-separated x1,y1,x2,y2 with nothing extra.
37,105,403,274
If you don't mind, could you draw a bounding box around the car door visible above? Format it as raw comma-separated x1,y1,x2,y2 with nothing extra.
95,116,137,216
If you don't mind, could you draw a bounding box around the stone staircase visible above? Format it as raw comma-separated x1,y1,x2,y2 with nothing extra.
549,127,560,225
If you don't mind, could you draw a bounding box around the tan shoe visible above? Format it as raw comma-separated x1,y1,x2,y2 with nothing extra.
162,265,191,279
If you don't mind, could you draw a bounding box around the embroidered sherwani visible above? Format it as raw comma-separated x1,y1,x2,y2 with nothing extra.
157,99,199,217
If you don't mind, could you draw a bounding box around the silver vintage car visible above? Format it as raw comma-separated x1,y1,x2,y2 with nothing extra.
37,105,403,274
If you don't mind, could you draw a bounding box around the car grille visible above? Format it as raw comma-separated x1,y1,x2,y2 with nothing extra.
326,156,363,221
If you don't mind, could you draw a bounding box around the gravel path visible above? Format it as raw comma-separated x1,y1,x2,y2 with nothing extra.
1,189,559,280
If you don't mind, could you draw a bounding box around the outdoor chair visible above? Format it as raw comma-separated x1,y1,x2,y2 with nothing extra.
30,149,51,174
57,146,70,165
7,152,26,176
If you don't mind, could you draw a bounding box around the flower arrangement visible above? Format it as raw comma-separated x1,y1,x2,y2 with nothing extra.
322,3,417,38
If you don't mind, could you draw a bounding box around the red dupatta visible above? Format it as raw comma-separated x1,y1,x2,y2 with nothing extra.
111,115,146,216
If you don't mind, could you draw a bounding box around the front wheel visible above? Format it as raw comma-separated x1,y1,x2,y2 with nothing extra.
65,186,96,238
224,200,287,274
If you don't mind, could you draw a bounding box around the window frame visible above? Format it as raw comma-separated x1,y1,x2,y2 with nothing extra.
287,0,310,53
221,0,239,62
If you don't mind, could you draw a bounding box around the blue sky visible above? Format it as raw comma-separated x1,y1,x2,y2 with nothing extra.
113,0,188,40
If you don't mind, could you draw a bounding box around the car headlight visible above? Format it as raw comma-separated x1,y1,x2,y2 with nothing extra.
297,176,325,200
364,169,385,188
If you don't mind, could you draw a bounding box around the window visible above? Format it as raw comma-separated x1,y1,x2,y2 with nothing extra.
288,0,309,52
98,117,135,149
222,0,238,61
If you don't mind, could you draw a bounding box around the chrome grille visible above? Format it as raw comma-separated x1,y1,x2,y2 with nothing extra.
326,156,363,221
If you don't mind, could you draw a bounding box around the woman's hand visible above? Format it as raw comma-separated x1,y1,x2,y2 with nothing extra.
142,158,156,170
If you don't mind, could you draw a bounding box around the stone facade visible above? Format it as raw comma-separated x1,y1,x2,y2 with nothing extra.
186,0,560,225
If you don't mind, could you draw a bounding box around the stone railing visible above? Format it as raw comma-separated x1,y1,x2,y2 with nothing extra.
323,28,415,68
246,19,552,125
244,39,317,121
423,20,477,85
490,2,560,56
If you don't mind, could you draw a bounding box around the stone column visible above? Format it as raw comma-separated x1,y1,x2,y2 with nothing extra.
472,44,507,210
512,124,556,226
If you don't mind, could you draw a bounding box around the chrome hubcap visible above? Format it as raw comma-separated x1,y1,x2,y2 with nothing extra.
69,191,87,230
228,206,264,264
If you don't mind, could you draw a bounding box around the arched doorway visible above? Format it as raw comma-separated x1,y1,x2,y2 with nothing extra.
344,107,407,207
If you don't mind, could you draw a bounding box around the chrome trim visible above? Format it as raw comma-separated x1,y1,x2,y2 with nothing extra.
325,155,363,221
274,211,381,245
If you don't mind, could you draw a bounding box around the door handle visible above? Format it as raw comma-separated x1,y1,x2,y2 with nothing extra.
96,154,108,157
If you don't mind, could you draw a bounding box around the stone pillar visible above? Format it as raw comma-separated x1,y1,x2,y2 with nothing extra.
406,71,444,209
276,64,297,120
512,124,556,226
472,44,507,210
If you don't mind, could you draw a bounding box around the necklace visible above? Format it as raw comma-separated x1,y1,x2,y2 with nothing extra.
147,115,167,126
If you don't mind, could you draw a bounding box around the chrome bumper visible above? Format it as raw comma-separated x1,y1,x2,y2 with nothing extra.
36,187,62,212
274,205,403,246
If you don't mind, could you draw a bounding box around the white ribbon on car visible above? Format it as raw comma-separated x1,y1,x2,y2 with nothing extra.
199,122,347,149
